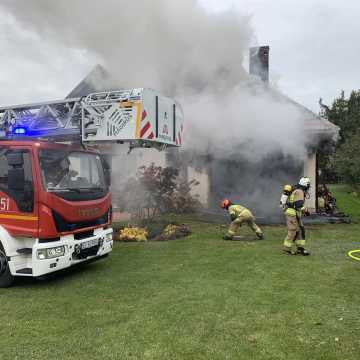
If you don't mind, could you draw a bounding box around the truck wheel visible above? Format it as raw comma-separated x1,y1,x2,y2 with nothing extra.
0,247,14,288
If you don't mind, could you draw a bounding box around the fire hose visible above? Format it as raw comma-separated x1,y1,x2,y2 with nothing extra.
348,250,360,262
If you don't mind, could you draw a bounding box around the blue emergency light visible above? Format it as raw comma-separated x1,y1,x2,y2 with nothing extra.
8,125,81,140
13,127,27,135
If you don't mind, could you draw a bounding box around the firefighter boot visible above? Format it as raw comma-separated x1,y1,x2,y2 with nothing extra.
283,238,297,255
282,247,297,255
223,235,233,241
256,232,264,240
297,247,310,256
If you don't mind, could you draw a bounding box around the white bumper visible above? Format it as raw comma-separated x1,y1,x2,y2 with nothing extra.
9,227,113,277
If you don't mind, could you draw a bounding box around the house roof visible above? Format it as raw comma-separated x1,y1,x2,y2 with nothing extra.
66,65,117,98
276,91,339,139
249,79,339,141
67,65,339,142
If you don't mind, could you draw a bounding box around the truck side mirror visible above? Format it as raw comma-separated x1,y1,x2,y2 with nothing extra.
100,156,111,187
8,168,25,191
104,170,111,187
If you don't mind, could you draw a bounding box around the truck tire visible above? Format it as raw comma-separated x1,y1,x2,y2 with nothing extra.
0,246,14,288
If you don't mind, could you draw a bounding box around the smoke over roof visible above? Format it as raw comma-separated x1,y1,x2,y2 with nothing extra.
66,65,115,99
0,0,337,164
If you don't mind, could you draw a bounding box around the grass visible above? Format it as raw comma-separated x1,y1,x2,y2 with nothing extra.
1,188,360,359
330,184,360,222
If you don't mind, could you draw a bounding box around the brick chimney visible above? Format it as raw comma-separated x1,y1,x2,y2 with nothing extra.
249,46,270,83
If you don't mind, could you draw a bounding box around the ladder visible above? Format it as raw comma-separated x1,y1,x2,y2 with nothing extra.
0,89,183,150
0,97,82,141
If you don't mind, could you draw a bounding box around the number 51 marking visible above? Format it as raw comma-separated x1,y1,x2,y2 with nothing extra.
0,198,10,211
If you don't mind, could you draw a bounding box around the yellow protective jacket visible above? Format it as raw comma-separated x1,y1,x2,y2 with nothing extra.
228,204,246,219
285,188,305,217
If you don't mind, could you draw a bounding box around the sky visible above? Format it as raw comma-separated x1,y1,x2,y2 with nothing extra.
200,0,360,112
0,0,359,112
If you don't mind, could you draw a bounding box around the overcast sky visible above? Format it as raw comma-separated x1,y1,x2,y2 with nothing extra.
1,0,359,112
201,0,360,112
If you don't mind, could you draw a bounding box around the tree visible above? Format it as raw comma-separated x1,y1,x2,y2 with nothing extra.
319,90,360,183
334,131,360,187
137,164,179,217
317,139,339,183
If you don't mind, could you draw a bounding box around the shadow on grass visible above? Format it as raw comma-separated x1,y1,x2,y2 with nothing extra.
225,236,265,242
12,256,108,288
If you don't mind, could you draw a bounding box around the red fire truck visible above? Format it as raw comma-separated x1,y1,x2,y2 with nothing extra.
0,89,183,286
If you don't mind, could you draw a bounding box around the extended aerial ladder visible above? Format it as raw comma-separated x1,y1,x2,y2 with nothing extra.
0,88,184,150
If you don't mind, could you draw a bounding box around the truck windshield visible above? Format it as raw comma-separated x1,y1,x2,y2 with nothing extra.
39,150,106,192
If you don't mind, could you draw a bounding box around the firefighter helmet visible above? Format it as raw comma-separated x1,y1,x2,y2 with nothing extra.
298,177,311,189
220,199,231,209
283,184,292,194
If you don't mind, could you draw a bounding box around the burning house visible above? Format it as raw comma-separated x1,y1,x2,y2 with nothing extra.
67,46,338,222
165,47,338,222
1,0,341,225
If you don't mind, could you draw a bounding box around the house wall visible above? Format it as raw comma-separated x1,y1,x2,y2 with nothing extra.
110,148,166,177
109,148,166,209
303,152,317,212
187,167,210,207
136,149,167,167
185,154,309,222
109,146,318,220
194,154,317,216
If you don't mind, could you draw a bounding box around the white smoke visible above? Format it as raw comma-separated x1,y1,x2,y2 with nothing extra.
0,0,307,162
183,81,306,162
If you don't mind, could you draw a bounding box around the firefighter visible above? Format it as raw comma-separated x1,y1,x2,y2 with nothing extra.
42,157,72,188
283,177,311,256
221,199,264,240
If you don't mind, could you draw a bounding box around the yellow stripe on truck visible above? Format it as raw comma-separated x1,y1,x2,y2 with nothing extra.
119,101,142,138
0,214,38,221
134,103,142,138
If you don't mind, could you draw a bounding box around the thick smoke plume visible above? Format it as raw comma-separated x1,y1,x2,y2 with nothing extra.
1,0,307,161
1,0,310,219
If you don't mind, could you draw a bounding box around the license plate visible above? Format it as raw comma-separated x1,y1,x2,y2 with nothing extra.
81,238,99,249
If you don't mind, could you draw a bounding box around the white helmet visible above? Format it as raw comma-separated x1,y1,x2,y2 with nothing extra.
298,177,311,189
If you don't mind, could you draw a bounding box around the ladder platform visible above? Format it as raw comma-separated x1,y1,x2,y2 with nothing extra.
0,89,184,150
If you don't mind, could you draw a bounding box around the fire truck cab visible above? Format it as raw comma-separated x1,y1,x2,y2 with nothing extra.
0,140,113,287
0,88,183,287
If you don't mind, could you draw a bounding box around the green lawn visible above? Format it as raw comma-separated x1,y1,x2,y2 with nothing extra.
330,184,360,222
1,189,360,359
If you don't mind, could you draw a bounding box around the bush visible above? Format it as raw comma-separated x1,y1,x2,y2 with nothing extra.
115,163,201,219
169,179,201,214
140,219,172,239
114,222,191,242
152,224,192,241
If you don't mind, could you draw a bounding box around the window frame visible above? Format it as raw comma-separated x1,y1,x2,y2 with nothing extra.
0,147,35,213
